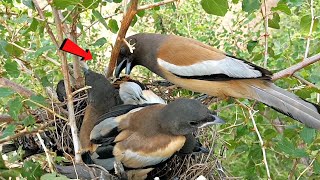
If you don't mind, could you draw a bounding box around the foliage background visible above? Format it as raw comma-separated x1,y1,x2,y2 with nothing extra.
0,0,320,179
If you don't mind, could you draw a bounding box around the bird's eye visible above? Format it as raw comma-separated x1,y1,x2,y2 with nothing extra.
189,121,199,126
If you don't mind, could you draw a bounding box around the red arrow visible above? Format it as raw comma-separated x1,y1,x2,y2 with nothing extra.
59,38,92,61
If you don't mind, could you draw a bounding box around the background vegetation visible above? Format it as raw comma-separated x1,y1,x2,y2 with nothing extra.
0,0,320,179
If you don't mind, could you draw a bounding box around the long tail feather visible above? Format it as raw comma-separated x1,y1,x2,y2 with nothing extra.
250,82,320,129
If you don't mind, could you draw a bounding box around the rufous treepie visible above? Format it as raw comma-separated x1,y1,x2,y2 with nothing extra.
115,33,320,129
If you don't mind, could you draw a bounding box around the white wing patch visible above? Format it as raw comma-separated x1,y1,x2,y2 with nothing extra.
120,82,166,104
158,57,262,78
121,149,168,168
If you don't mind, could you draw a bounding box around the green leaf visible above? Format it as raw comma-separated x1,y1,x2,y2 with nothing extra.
26,95,48,109
40,172,69,180
0,155,7,169
314,160,320,174
4,59,20,78
22,0,34,9
52,0,80,9
263,129,277,140
8,97,23,120
201,0,229,16
242,0,261,13
23,115,36,126
5,43,23,57
130,15,138,27
21,161,44,180
271,3,291,15
300,15,319,33
40,76,52,87
1,124,16,139
81,0,100,9
0,88,14,98
137,10,145,17
113,0,122,3
0,40,9,58
247,40,258,53
34,45,56,57
268,12,280,29
92,10,109,30
108,19,119,33
277,138,308,157
92,37,107,47
300,127,316,144
22,18,39,34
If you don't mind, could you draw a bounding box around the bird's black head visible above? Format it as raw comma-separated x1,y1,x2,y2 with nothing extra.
115,39,137,78
159,99,225,135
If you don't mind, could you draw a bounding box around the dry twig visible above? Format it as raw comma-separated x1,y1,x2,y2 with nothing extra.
272,53,320,80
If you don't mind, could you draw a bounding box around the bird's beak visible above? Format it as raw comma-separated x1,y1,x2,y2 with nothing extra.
115,58,133,78
198,115,225,128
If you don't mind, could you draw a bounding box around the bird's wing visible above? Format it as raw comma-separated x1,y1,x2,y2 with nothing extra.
90,106,146,143
157,35,272,80
113,132,186,168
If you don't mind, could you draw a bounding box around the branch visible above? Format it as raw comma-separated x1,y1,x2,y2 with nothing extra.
249,110,271,179
0,77,34,97
0,120,55,144
52,7,82,163
304,0,314,59
107,0,139,77
262,0,269,68
138,0,177,11
297,158,315,180
272,53,320,80
36,133,54,172
32,0,59,48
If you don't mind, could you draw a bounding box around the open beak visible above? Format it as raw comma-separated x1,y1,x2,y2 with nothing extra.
115,58,132,78
198,114,225,128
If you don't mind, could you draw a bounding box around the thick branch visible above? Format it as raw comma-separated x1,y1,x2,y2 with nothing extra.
272,53,320,80
52,7,82,163
32,0,59,48
138,0,177,11
0,77,34,97
107,0,139,77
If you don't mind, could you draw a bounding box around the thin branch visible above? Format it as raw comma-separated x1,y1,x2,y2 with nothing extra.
293,74,319,89
71,86,91,96
0,78,34,97
262,0,269,68
0,120,55,144
297,158,315,180
138,0,177,11
36,133,54,172
304,0,314,59
249,109,271,179
32,0,59,48
77,13,120,38
272,53,320,80
107,0,139,77
52,6,82,163
8,42,34,53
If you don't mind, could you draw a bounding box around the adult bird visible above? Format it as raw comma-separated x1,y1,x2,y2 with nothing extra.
79,68,122,153
86,98,224,172
115,33,320,129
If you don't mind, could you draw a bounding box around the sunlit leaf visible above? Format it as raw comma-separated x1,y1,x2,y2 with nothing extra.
108,19,119,33
247,40,258,53
21,161,44,180
201,0,229,16
52,0,80,9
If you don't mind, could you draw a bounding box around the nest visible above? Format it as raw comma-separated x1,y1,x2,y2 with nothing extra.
8,79,228,179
